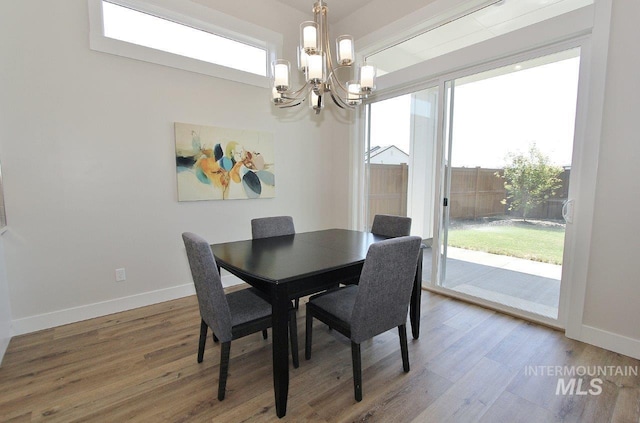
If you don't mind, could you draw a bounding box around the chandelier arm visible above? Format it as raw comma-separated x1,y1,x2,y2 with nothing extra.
314,0,338,82
277,100,304,108
329,92,347,109
327,72,365,107
320,10,338,79
329,91,356,110
285,82,312,99
327,68,355,97
280,96,304,102
276,96,302,105
322,33,351,101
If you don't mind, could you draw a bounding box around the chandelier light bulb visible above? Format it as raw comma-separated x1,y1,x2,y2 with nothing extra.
307,54,324,83
359,63,376,93
298,47,309,72
347,81,362,105
272,86,284,104
300,21,319,54
273,59,290,92
336,35,354,66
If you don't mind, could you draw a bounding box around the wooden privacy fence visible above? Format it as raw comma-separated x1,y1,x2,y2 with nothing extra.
368,164,570,222
367,163,408,227
449,167,505,220
447,166,570,220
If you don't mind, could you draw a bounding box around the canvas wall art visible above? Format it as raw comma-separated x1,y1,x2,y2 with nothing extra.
175,123,275,201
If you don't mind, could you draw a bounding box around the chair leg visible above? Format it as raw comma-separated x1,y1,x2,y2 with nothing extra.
294,297,300,310
198,319,207,363
351,341,362,402
213,333,219,343
289,310,299,368
399,324,410,372
218,341,231,401
262,329,268,340
305,308,313,360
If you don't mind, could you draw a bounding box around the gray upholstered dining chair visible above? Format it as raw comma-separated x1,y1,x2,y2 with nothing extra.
371,214,412,238
251,216,301,309
304,235,422,401
182,232,299,401
251,215,295,239
340,214,414,287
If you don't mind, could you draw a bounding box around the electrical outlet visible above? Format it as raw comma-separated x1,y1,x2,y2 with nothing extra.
115,268,126,282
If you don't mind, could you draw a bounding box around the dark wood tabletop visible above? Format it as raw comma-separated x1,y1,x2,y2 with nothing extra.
210,228,422,418
212,229,384,290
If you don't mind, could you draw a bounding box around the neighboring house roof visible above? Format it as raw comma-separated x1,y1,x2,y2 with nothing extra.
365,145,409,164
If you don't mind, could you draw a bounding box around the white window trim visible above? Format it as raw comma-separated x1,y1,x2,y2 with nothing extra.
364,6,593,96
87,0,282,88
351,2,604,333
357,0,501,62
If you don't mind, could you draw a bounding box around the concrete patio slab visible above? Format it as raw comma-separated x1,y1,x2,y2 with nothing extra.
422,247,561,319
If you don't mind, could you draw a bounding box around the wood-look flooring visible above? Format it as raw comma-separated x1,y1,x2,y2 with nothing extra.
1,288,639,422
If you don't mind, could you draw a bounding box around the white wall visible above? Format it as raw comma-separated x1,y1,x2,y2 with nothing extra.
582,0,640,351
0,235,12,364
0,0,350,335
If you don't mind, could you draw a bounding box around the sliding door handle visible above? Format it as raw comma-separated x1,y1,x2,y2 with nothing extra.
562,199,574,224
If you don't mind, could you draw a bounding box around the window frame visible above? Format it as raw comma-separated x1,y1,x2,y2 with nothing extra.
87,0,282,87
358,0,593,86
350,1,602,332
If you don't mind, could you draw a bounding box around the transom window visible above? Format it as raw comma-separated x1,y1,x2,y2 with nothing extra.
88,0,281,87
101,1,266,76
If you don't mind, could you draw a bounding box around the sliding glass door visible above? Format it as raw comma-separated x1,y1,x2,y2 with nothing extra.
364,87,439,241
437,48,581,320
363,45,583,325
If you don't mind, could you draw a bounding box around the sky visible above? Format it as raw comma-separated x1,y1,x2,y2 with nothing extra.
369,55,581,168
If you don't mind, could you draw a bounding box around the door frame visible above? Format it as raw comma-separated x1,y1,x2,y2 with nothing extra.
430,38,588,329
354,29,599,330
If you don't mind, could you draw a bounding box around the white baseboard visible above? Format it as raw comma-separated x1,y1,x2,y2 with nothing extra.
11,283,195,336
11,275,247,337
578,325,640,360
0,336,9,366
221,273,244,288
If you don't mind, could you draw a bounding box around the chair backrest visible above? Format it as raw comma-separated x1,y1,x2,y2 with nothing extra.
350,236,422,344
251,216,295,239
182,232,233,342
371,214,412,238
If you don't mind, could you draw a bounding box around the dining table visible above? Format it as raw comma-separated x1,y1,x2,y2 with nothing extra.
209,228,423,418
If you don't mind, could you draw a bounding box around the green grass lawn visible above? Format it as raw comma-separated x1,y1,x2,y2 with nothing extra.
447,223,565,265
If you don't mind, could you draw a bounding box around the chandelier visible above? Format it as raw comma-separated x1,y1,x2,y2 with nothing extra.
271,0,377,114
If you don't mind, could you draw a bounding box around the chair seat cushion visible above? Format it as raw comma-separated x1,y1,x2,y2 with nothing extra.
226,288,272,327
308,285,358,325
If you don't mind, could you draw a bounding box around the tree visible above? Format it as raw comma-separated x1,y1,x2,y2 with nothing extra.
498,143,563,221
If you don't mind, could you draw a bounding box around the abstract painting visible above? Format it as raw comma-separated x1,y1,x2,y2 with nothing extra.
175,123,275,201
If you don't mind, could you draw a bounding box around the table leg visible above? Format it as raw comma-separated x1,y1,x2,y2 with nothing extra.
271,285,290,418
410,250,423,339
